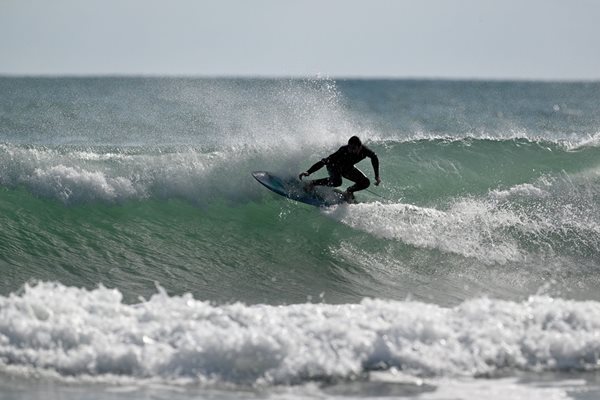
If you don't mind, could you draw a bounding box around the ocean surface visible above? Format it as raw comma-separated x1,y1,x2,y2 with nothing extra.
1,77,600,399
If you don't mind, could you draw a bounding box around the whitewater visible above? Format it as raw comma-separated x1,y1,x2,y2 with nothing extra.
1,77,600,399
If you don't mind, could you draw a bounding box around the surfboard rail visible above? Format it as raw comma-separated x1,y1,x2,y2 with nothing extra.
252,171,347,207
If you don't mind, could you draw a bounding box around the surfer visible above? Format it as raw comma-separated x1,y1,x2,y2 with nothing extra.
298,136,381,201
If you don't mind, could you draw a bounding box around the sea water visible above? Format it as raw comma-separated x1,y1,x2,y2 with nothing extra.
1,77,600,399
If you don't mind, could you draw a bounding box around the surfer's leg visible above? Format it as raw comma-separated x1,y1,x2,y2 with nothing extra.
342,167,370,193
309,166,342,188
309,177,330,186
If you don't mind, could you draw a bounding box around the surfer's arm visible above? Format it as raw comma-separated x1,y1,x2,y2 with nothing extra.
371,154,380,179
299,148,340,179
305,160,325,175
299,159,326,179
365,148,380,183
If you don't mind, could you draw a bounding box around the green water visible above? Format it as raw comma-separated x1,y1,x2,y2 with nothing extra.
2,78,600,397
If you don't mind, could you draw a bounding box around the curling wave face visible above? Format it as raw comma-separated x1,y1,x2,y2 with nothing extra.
1,136,600,306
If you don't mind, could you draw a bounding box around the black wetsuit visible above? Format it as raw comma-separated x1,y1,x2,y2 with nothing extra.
307,145,379,193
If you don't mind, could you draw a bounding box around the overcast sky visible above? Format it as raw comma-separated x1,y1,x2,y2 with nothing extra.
1,0,599,80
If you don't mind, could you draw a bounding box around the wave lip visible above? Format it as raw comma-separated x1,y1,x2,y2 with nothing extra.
28,165,141,203
2,283,600,386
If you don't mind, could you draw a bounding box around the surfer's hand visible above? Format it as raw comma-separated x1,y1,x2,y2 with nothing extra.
375,176,381,186
299,172,309,180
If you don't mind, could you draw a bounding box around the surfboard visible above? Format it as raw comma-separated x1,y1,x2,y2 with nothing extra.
252,171,350,207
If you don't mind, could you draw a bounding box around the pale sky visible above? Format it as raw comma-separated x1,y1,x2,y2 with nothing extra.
1,0,599,80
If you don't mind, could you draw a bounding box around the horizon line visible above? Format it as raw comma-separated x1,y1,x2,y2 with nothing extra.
1,72,599,84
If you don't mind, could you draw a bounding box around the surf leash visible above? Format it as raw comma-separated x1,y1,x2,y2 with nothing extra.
365,188,393,202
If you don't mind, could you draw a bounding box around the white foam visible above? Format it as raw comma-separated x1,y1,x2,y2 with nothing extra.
489,183,549,201
369,130,600,150
324,201,526,264
0,144,242,204
27,165,140,203
563,132,600,150
326,160,600,263
2,283,600,386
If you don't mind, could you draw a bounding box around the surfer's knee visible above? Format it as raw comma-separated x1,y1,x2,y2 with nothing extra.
330,177,342,187
361,176,371,189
